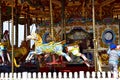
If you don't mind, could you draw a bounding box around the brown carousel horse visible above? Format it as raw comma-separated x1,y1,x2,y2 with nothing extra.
0,41,29,67
1,30,29,67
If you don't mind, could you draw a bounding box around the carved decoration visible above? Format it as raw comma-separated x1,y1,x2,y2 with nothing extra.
1,0,120,24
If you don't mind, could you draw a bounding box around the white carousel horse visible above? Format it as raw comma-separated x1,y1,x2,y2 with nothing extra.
25,33,72,62
65,44,90,67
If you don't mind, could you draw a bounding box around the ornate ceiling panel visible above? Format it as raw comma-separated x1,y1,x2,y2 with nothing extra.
1,0,120,24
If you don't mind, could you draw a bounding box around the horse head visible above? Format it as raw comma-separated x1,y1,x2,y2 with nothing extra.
26,33,38,41
26,32,43,47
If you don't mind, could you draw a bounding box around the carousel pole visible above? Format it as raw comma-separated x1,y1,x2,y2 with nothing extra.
27,5,30,50
61,0,66,40
92,0,98,71
50,0,54,41
15,0,19,47
11,1,14,77
24,14,27,40
119,20,120,44
0,1,2,40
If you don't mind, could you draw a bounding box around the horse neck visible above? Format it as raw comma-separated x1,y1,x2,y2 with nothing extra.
34,40,42,47
34,34,43,47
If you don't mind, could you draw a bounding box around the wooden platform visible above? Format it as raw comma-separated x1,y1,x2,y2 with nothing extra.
0,63,95,72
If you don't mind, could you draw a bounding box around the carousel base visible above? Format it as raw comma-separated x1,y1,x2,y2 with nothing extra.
0,62,95,72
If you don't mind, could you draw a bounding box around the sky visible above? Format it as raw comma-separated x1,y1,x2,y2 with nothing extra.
3,21,36,47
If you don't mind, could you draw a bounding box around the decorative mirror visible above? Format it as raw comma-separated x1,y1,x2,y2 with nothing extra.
102,29,116,45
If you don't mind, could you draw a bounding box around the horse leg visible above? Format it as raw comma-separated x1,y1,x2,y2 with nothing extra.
25,51,35,61
1,55,5,65
71,49,88,61
78,53,90,67
72,51,90,67
0,51,5,65
79,53,88,61
7,52,11,62
59,52,72,62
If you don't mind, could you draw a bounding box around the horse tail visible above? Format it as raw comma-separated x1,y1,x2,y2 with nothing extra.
14,58,20,67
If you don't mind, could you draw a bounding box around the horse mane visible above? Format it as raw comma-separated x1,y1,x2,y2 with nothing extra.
33,33,66,47
34,33,43,47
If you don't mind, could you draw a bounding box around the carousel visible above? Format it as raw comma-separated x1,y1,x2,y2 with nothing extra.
0,0,120,73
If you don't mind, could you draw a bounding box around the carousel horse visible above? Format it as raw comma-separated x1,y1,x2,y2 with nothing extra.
0,41,28,67
1,30,29,67
0,43,11,65
0,30,11,65
0,42,23,67
0,42,22,67
25,32,72,62
7,40,29,67
65,42,90,67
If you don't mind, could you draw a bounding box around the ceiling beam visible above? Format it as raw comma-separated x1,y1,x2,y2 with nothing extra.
100,0,115,7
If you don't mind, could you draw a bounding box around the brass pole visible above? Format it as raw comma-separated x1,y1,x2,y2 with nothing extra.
11,2,14,77
50,0,54,41
92,0,98,71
